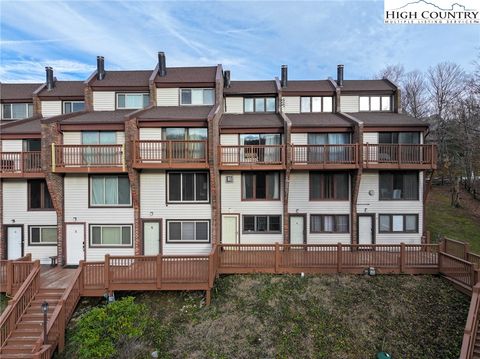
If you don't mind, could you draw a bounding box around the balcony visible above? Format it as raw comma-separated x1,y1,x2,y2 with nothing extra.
219,145,285,170
0,152,43,178
133,140,209,169
52,144,126,173
363,144,437,170
291,144,359,169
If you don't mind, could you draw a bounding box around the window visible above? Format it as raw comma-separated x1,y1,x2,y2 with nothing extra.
63,101,85,114
244,97,276,113
28,180,54,210
379,214,418,233
23,139,41,152
379,171,419,200
243,215,281,233
81,131,116,144
168,172,209,203
29,226,57,245
163,127,207,159
310,173,349,200
90,225,132,247
378,132,420,144
90,176,131,206
310,215,349,233
359,96,391,111
117,93,149,109
2,103,33,119
242,172,280,200
180,89,214,105
300,97,333,113
167,220,210,242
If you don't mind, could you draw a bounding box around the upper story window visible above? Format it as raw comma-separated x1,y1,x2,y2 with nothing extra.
28,180,54,210
23,139,41,151
163,128,207,141
240,133,281,146
244,97,276,113
310,172,349,200
300,97,333,113
82,131,116,144
379,171,418,200
63,101,85,114
2,103,33,119
242,172,280,200
359,96,391,112
90,175,131,207
180,89,214,106
168,172,209,203
378,132,420,144
308,133,350,145
117,93,149,109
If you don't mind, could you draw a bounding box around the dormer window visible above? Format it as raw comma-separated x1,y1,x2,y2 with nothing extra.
244,97,276,113
2,103,33,119
116,93,149,109
63,101,85,114
300,97,333,113
359,96,391,112
180,89,214,105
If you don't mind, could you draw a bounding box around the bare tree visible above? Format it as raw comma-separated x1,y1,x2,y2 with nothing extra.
374,64,405,85
402,70,429,119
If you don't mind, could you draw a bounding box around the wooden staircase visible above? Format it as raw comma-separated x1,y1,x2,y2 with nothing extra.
0,288,64,358
473,318,480,359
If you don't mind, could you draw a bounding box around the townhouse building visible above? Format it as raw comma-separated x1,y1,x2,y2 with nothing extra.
0,53,436,265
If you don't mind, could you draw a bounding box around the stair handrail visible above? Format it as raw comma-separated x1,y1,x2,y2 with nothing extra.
460,282,480,359
31,344,52,359
0,260,40,348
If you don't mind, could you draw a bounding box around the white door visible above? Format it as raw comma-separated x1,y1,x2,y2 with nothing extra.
144,222,160,255
66,224,84,265
222,215,238,244
290,216,305,245
7,227,22,259
358,215,374,245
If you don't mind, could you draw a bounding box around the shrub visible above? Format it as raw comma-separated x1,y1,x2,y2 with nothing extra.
71,296,148,359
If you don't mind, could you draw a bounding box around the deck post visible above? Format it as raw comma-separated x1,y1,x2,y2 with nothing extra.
337,243,342,273
205,289,211,306
275,243,280,273
104,254,110,292
156,254,162,289
208,251,215,288
465,242,470,260
79,261,85,295
6,260,13,295
58,300,66,352
400,242,406,273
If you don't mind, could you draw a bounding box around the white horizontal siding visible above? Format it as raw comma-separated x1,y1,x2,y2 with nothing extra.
220,134,238,145
363,132,378,144
225,97,243,114
291,133,308,145
156,88,179,106
140,171,212,255
86,247,134,262
221,172,284,244
62,131,123,145
340,96,359,112
41,101,62,117
139,128,163,140
116,132,125,145
357,171,423,244
2,181,57,263
2,140,23,152
93,91,115,111
283,96,300,113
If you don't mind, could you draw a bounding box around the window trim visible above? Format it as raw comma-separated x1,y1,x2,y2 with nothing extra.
378,214,419,233
116,92,149,109
179,88,215,106
241,172,281,201
88,175,132,208
89,224,133,248
243,97,276,113
378,171,419,201
359,95,392,112
309,214,350,234
242,215,282,234
166,171,210,204
62,100,85,114
28,225,57,246
27,180,55,211
2,103,33,119
300,96,334,113
166,219,211,243
309,172,350,201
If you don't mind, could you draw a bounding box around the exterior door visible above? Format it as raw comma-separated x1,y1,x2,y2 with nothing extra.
144,221,161,255
66,224,85,265
7,226,23,259
358,215,374,245
222,215,239,244
289,215,305,245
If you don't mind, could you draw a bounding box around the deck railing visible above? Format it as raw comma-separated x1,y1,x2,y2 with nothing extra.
53,144,125,171
134,140,208,166
0,151,42,175
363,144,436,168
291,144,358,167
0,255,35,295
219,145,285,167
461,283,480,359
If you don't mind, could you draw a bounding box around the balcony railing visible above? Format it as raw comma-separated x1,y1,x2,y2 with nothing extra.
134,140,208,168
363,144,437,169
219,145,285,168
291,144,358,168
0,152,43,177
53,144,125,172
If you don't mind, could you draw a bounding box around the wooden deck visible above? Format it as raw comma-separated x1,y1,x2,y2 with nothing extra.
40,266,77,289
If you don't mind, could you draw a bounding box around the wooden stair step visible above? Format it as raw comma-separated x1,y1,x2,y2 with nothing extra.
0,354,36,359
1,344,36,354
15,322,43,331
3,337,38,345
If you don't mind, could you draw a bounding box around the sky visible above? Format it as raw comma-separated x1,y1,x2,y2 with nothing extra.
0,0,478,83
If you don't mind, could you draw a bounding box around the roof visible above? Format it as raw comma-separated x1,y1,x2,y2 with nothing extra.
1,116,42,134
137,106,212,121
154,66,217,84
90,70,152,88
224,81,277,95
0,83,41,102
288,113,353,128
341,80,396,92
37,81,85,98
51,110,133,125
348,112,428,127
220,113,284,129
282,80,336,93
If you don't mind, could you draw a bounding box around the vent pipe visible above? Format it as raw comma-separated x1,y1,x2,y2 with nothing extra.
97,56,105,80
337,64,344,87
281,65,288,88
223,70,231,88
45,67,54,90
158,52,166,77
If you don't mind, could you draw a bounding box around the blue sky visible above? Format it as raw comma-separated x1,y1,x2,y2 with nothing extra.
0,0,478,83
